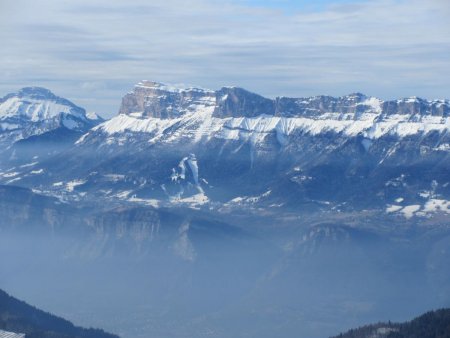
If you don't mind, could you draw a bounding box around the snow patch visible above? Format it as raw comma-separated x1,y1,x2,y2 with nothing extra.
0,123,19,130
172,192,209,206
103,174,126,182
400,205,421,219
436,143,450,151
128,195,160,208
86,111,102,120
186,154,199,185
386,205,403,213
419,191,431,198
423,199,450,214
358,97,382,113
2,172,19,178
65,179,86,192
115,190,132,199
19,162,38,168
0,329,26,338
227,190,271,205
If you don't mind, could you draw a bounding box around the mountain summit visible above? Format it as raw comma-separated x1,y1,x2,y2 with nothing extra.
0,87,103,161
0,87,89,126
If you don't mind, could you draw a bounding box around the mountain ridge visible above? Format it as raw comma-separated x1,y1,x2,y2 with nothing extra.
117,80,449,119
1,81,448,220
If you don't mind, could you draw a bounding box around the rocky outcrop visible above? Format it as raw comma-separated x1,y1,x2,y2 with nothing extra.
382,97,450,116
118,80,216,118
117,81,450,119
214,86,274,118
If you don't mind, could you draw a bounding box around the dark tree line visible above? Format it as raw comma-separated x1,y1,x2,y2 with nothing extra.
332,308,450,338
0,289,119,338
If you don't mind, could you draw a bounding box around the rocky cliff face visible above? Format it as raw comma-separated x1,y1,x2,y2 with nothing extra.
118,81,216,119
117,81,449,119
214,86,275,118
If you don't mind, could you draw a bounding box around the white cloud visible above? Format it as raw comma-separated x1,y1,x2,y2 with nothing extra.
0,0,449,116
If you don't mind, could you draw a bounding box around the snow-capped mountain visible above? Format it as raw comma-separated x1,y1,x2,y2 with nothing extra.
44,81,444,214
93,81,449,143
0,87,102,146
1,81,449,219
0,87,103,165
1,82,450,338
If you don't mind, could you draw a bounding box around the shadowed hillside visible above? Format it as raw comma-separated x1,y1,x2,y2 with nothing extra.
0,289,119,338
332,308,450,338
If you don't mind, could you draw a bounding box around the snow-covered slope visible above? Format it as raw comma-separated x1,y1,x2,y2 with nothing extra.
0,87,86,122
88,108,449,146
0,329,25,338
0,87,101,148
81,81,449,147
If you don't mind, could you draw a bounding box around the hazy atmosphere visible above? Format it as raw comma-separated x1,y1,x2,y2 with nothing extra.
1,0,450,116
1,1,449,338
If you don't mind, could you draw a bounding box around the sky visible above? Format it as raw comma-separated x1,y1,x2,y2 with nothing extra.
1,0,449,117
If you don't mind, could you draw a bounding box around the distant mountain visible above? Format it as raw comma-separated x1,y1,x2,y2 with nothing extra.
332,308,450,338
0,87,103,164
0,288,118,338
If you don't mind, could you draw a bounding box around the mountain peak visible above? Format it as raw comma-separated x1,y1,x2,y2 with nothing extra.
0,87,102,142
0,87,87,122
86,111,104,121
16,86,57,100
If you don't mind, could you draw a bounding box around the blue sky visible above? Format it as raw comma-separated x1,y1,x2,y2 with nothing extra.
1,0,449,117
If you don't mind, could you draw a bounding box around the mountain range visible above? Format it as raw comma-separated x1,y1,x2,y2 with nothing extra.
0,81,449,338
1,81,449,217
